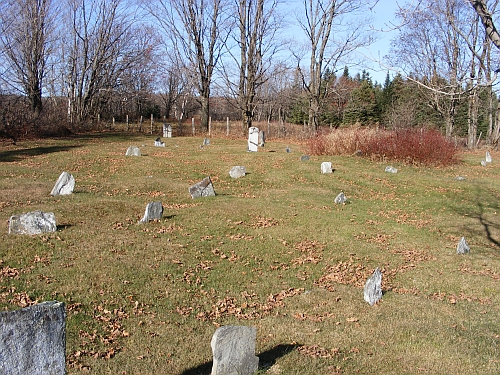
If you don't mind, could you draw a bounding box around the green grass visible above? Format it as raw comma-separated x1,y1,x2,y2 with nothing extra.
1,134,499,374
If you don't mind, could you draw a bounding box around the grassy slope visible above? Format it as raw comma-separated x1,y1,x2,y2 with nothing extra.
0,134,499,374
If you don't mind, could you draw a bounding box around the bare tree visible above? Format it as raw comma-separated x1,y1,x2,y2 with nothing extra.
468,0,500,48
0,0,55,117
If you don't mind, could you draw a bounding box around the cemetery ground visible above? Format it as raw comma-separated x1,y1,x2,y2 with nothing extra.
0,133,499,374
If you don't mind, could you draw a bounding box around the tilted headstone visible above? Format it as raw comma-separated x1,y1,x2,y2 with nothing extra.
50,171,75,196
456,236,470,254
154,137,165,147
486,151,492,163
364,268,383,306
321,162,332,174
385,166,398,174
481,160,487,166
229,166,246,179
300,155,310,161
334,192,347,204
0,301,66,375
139,201,163,223
163,123,172,138
248,127,259,152
125,146,141,156
211,326,259,375
9,211,57,235
189,177,216,198
258,130,265,147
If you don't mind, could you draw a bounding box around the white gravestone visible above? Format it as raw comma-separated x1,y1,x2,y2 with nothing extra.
456,236,470,254
229,166,246,179
163,123,172,138
50,171,75,196
321,162,332,174
364,268,383,305
125,146,141,156
139,201,163,223
248,127,259,152
485,151,492,163
9,211,57,235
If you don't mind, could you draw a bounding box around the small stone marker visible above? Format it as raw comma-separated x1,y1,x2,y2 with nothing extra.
321,162,332,174
456,236,470,254
189,176,216,198
248,127,259,152
125,146,141,156
229,166,246,179
203,138,211,146
455,176,466,181
481,160,487,166
285,146,291,153
0,301,66,375
258,130,265,147
139,201,163,223
486,151,492,163
300,155,310,161
154,137,165,147
9,211,57,235
364,268,382,306
385,166,398,174
163,123,172,138
50,171,75,196
334,192,347,204
211,326,259,375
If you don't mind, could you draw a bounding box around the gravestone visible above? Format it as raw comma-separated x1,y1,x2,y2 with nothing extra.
9,211,57,235
0,301,66,375
211,326,259,375
456,236,470,254
154,137,165,147
189,177,216,198
364,268,382,306
229,166,246,179
248,127,259,152
125,146,141,156
258,131,265,147
334,192,347,204
300,155,310,161
455,176,466,181
486,151,492,163
285,147,291,153
50,171,75,196
321,162,332,174
203,138,211,146
481,160,487,166
385,166,398,174
163,123,172,138
139,201,163,223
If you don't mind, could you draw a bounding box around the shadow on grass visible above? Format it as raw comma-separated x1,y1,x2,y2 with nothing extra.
180,343,298,375
0,145,81,163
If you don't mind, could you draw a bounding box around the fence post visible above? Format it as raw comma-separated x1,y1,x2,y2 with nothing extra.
150,114,154,134
192,117,195,136
226,117,230,136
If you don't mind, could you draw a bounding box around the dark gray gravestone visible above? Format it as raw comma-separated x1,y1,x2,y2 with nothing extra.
300,155,310,161
139,201,163,223
457,236,470,254
364,268,382,306
50,172,75,196
229,166,246,179
189,177,216,198
9,211,57,235
334,192,347,204
125,146,141,156
0,301,66,375
211,326,259,375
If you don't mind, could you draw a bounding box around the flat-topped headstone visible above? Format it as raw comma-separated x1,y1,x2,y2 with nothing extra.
486,151,492,163
248,127,259,152
300,155,310,161
50,171,75,196
211,326,259,375
457,236,470,254
385,166,398,174
125,146,141,156
9,211,57,235
321,162,332,174
334,192,347,204
0,301,66,375
154,137,165,147
229,166,246,179
139,201,163,223
364,268,382,306
189,177,216,198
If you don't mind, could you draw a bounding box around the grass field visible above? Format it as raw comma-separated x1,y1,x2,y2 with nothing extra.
0,133,499,374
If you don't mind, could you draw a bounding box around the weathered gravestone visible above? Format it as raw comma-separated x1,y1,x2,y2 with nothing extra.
125,146,141,156
229,166,246,179
481,159,487,166
139,201,163,223
50,171,75,196
456,236,470,254
285,146,291,153
211,326,259,375
189,177,216,198
9,211,57,235
334,192,347,204
485,151,492,163
154,137,165,147
321,162,332,174
0,301,66,375
300,155,310,161
258,130,265,147
163,123,172,138
248,127,259,152
364,268,382,306
385,166,398,174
